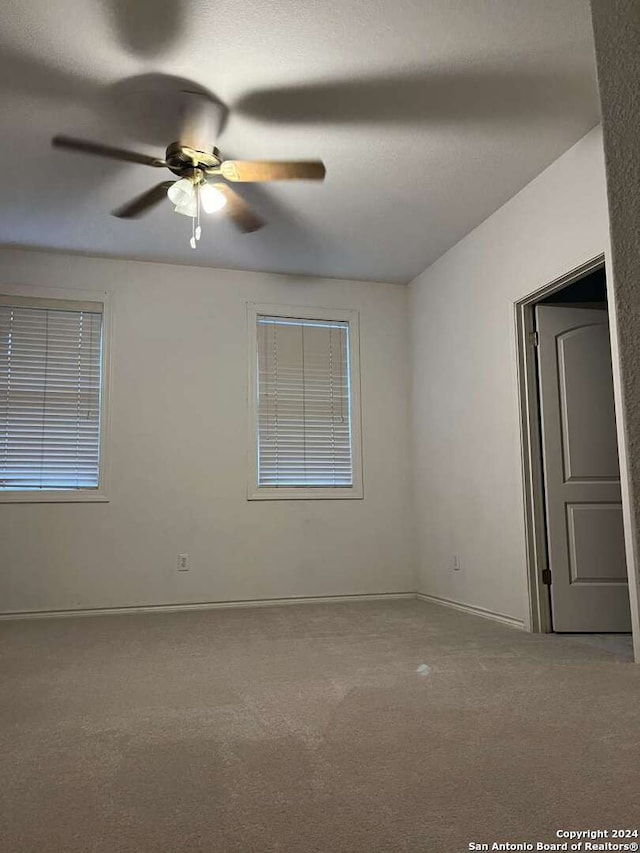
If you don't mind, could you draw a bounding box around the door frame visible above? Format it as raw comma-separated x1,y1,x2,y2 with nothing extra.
515,253,636,646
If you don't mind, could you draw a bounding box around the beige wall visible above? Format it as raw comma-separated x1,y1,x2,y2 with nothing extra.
408,127,610,624
0,250,414,613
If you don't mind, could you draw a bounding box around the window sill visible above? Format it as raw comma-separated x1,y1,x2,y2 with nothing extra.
248,486,364,501
0,491,110,504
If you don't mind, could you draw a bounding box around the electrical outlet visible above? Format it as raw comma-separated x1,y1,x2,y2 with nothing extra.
453,554,461,572
178,553,189,572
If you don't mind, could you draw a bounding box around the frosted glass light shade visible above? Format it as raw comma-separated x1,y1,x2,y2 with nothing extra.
174,196,198,217
167,178,195,208
200,183,227,213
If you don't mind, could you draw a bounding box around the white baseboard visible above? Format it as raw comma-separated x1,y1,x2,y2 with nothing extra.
416,592,525,630
0,592,415,621
0,591,525,629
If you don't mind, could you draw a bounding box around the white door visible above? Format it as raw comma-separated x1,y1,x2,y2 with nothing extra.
536,304,631,632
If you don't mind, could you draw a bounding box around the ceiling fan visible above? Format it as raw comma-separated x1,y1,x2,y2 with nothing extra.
51,109,326,248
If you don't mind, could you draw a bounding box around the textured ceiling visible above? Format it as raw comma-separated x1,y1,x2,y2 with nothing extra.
0,0,599,283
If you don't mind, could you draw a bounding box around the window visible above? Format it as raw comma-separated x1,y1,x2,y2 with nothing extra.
248,303,363,500
0,294,108,501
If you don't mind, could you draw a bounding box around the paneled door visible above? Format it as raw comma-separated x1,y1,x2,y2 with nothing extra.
536,305,631,632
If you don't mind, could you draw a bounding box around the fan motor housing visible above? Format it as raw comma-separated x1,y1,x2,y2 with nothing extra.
165,142,221,177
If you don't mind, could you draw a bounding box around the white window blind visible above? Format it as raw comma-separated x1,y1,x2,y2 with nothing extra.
0,300,103,490
257,316,353,488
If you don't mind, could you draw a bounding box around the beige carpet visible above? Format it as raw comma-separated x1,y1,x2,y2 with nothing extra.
1,599,638,852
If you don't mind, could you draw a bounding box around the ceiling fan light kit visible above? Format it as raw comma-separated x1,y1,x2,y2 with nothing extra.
165,171,227,247
52,113,327,248
163,159,228,246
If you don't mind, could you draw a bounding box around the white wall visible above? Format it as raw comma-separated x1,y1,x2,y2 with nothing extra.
0,249,414,613
591,0,640,657
408,126,610,624
0,127,619,625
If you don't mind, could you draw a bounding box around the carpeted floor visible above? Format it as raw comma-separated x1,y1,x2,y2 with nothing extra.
1,599,638,853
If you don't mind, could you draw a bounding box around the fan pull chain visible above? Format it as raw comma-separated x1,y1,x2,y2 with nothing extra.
189,183,203,249
196,183,202,242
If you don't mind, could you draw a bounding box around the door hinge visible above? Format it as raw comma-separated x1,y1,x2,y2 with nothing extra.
542,568,552,586
529,331,539,347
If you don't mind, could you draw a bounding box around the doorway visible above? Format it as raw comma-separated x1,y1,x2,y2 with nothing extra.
516,256,633,637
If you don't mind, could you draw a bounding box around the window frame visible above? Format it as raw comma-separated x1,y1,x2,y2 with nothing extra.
247,302,363,501
0,286,112,503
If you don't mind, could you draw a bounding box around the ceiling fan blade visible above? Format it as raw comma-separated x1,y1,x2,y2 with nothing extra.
52,135,166,167
211,183,265,233
109,0,183,59
112,181,175,219
219,160,326,182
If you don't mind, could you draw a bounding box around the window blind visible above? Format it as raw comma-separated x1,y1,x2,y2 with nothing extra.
0,301,103,490
257,316,353,488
